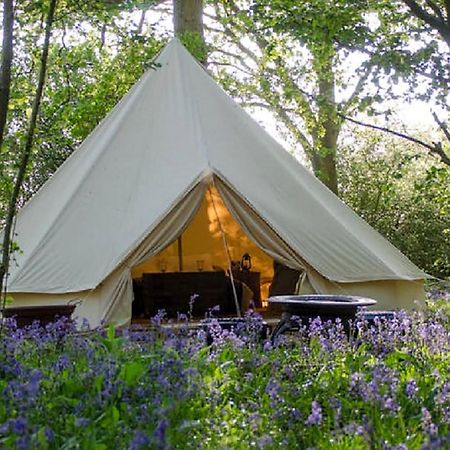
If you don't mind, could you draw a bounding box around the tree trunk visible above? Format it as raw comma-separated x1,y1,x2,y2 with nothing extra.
0,0,58,307
173,0,204,37
173,0,206,64
311,56,340,195
0,0,14,152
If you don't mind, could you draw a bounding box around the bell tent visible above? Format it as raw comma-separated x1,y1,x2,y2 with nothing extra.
5,39,427,327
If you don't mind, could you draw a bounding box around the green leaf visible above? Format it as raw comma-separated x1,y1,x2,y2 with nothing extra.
119,361,146,386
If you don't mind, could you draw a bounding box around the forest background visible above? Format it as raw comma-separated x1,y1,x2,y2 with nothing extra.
0,0,449,291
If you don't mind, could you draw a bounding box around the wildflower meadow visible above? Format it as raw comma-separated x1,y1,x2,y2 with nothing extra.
0,294,449,449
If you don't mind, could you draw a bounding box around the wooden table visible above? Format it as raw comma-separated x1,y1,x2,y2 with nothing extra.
133,271,242,318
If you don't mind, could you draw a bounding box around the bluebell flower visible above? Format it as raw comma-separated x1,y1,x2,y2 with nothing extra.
306,400,322,426
75,417,90,428
130,430,150,450
11,417,27,434
421,407,438,437
15,436,29,450
265,378,280,400
257,434,273,448
154,418,168,449
406,379,418,399
45,426,55,442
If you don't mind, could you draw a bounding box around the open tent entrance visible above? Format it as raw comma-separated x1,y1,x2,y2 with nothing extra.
130,184,277,319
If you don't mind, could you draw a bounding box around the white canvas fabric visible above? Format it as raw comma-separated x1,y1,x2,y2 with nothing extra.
7,38,427,327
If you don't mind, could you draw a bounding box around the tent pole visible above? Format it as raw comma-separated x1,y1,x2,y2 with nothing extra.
177,236,183,272
208,184,241,318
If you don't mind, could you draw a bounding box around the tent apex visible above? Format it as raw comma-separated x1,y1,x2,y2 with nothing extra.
201,168,214,183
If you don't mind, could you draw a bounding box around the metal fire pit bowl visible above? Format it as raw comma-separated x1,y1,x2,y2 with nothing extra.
269,294,376,341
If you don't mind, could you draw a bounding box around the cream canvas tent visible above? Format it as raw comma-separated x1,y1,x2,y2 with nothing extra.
6,38,427,327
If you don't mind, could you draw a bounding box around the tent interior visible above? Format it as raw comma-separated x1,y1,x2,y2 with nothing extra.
130,184,283,319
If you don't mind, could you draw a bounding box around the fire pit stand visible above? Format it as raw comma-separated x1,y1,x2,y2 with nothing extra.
269,295,377,342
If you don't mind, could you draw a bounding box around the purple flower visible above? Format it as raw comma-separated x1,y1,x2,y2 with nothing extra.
257,434,273,448
154,418,168,449
291,407,302,421
151,309,167,326
75,417,90,428
343,422,365,435
130,430,150,450
177,312,188,323
265,378,280,399
330,398,342,427
248,412,261,432
188,294,199,317
15,436,30,450
11,417,27,434
437,382,450,405
383,397,399,413
421,433,450,450
53,354,71,373
305,400,322,426
406,379,418,399
421,407,438,436
45,427,55,441
205,304,221,319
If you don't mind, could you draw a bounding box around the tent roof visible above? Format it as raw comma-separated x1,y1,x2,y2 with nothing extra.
8,38,426,293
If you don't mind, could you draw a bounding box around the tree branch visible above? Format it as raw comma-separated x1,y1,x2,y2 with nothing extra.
210,47,255,72
275,106,315,159
341,63,376,115
402,0,450,47
425,0,445,21
432,111,450,143
239,101,272,110
208,60,254,76
340,112,450,167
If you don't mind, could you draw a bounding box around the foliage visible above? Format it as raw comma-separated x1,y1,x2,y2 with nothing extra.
338,129,450,278
177,31,208,63
357,0,450,168
392,0,450,102
204,0,448,193
0,302,449,449
0,0,163,219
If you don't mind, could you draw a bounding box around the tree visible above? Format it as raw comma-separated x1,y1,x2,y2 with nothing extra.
0,0,162,201
174,0,204,38
173,0,207,63
0,0,163,300
339,0,450,168
0,0,58,306
396,0,450,166
0,0,14,154
338,128,450,277
206,0,429,194
401,0,450,49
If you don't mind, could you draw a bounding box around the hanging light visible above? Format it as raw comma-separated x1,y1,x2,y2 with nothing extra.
241,253,252,272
